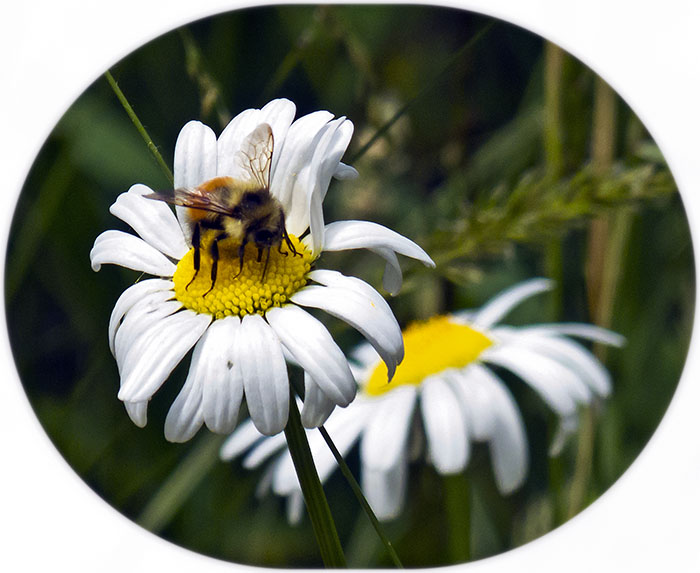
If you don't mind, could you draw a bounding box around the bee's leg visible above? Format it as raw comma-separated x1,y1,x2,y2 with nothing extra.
203,232,225,297
283,230,302,258
261,247,272,279
256,247,263,263
233,238,248,279
186,223,202,290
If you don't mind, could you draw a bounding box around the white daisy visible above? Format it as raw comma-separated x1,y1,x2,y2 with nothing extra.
220,278,624,522
90,98,434,440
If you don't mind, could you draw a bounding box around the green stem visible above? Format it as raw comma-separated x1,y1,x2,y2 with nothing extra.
547,441,567,525
443,473,471,563
104,70,174,185
348,22,494,164
318,427,403,568
285,397,347,568
543,42,565,180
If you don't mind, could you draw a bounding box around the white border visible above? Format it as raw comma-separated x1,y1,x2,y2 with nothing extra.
2,1,699,571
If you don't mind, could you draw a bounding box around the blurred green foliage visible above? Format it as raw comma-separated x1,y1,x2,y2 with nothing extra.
5,4,693,568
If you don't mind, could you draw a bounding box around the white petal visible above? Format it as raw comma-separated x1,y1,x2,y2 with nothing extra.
334,163,359,179
360,386,416,471
109,184,189,259
118,310,212,402
236,314,289,435
481,345,581,418
291,270,403,380
518,334,613,397
470,278,554,328
242,432,288,469
272,400,372,495
270,110,334,232
124,401,148,428
196,317,244,434
466,365,528,494
306,118,355,255
113,294,182,371
164,364,204,443
174,120,218,238
218,100,297,178
300,373,338,428
286,492,305,525
173,120,218,188
361,462,407,521
108,279,174,354
322,220,435,268
371,247,403,295
220,418,265,461
267,305,356,406
447,368,495,440
520,323,626,347
549,415,580,456
90,230,177,276
420,375,469,474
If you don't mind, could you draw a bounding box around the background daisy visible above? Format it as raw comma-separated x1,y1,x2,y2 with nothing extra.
221,278,624,521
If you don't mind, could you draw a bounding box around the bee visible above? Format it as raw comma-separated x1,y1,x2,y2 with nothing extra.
146,123,300,296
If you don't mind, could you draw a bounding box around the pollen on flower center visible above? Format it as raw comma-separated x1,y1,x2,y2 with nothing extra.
365,316,493,396
173,234,312,319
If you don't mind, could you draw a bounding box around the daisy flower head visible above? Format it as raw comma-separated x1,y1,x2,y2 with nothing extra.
220,278,625,522
89,98,434,440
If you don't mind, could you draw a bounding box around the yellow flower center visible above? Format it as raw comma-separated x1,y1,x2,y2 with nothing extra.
365,316,493,396
173,233,312,319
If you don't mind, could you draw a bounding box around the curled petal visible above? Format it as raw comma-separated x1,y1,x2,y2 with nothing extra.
334,163,358,179
306,118,355,255
270,110,335,233
109,184,188,259
266,305,356,407
90,230,177,276
291,270,403,380
322,220,434,268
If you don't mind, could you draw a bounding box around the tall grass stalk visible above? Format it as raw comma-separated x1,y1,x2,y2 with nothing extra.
570,76,623,517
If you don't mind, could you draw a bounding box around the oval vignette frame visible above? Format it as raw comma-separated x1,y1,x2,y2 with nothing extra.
2,1,699,572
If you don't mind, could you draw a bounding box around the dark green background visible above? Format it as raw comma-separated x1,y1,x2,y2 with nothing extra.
5,4,693,567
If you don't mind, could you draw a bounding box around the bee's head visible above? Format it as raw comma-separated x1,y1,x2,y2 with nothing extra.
249,211,285,250
252,227,279,249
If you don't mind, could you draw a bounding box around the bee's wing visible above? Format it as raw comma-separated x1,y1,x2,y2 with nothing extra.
232,123,273,190
145,188,234,216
